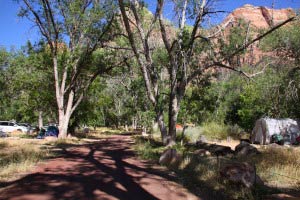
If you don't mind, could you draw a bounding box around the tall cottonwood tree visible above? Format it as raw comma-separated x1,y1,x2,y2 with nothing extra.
20,0,119,137
118,0,296,145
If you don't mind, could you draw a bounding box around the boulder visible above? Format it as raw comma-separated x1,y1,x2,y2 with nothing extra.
185,142,197,148
196,142,211,149
159,149,182,167
193,149,211,157
235,141,250,151
235,142,259,157
211,145,234,156
220,162,263,188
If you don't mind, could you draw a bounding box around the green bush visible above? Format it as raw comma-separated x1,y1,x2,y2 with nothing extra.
200,122,230,140
183,123,243,142
184,126,203,142
134,136,164,160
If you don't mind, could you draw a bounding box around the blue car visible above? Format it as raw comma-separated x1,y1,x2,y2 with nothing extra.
37,126,59,139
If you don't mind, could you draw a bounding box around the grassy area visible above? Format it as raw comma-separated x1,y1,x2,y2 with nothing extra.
184,122,244,142
0,127,124,182
133,136,300,200
73,127,125,138
0,139,53,181
250,147,300,189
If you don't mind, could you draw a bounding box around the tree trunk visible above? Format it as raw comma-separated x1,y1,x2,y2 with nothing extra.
132,117,137,130
57,90,74,138
167,92,179,146
156,111,168,144
58,114,71,138
38,110,43,129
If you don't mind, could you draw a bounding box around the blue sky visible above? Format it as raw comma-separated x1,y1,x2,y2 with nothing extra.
0,0,299,50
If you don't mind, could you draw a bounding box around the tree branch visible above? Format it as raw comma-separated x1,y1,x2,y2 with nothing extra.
225,15,297,61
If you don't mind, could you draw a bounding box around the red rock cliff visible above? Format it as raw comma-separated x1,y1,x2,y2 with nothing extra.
218,4,296,66
223,4,295,29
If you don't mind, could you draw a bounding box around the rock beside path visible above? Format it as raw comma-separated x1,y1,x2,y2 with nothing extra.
193,149,211,157
220,162,263,188
235,141,259,157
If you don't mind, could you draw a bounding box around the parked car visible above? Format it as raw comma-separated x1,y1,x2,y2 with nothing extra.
37,125,59,139
18,123,36,133
0,121,29,134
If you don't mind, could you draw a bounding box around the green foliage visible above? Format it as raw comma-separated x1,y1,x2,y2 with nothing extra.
260,21,300,64
218,19,252,66
0,42,56,123
183,126,202,142
134,137,164,161
178,74,219,125
178,61,298,132
184,123,242,142
200,122,230,140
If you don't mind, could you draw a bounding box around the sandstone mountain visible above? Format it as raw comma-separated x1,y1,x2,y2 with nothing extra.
223,4,295,30
219,4,296,66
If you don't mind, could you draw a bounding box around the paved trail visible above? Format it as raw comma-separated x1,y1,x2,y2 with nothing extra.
0,135,199,200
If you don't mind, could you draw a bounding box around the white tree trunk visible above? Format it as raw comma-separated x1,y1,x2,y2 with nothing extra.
59,90,74,138
38,110,43,129
132,117,137,129
58,116,70,139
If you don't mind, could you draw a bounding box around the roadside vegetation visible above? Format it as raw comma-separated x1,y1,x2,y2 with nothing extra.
0,139,52,181
134,135,300,200
0,127,123,181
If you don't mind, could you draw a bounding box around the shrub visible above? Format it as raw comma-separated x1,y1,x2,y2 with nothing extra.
184,126,203,142
200,122,240,140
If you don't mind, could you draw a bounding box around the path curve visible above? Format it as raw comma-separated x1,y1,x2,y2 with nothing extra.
0,135,200,200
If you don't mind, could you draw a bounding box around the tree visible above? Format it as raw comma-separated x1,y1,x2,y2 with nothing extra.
118,0,296,145
0,42,57,125
261,20,300,65
20,0,120,137
0,47,10,118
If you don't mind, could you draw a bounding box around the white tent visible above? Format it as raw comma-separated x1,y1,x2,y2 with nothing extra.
251,118,300,145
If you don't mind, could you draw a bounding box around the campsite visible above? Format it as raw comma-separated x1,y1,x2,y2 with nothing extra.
1,0,300,199
252,118,300,145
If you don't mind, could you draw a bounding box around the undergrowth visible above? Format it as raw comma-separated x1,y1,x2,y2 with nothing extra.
184,122,243,142
133,136,300,200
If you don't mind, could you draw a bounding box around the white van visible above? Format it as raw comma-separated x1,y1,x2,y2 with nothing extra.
0,121,29,133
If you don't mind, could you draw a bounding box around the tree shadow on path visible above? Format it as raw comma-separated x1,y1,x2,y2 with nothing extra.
0,135,200,200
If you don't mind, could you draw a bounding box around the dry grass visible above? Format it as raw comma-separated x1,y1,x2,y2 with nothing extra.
0,138,53,181
251,147,300,189
0,127,125,182
133,136,300,199
0,135,97,182
74,127,124,139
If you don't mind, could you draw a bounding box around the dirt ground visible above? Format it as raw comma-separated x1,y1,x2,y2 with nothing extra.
0,135,200,200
